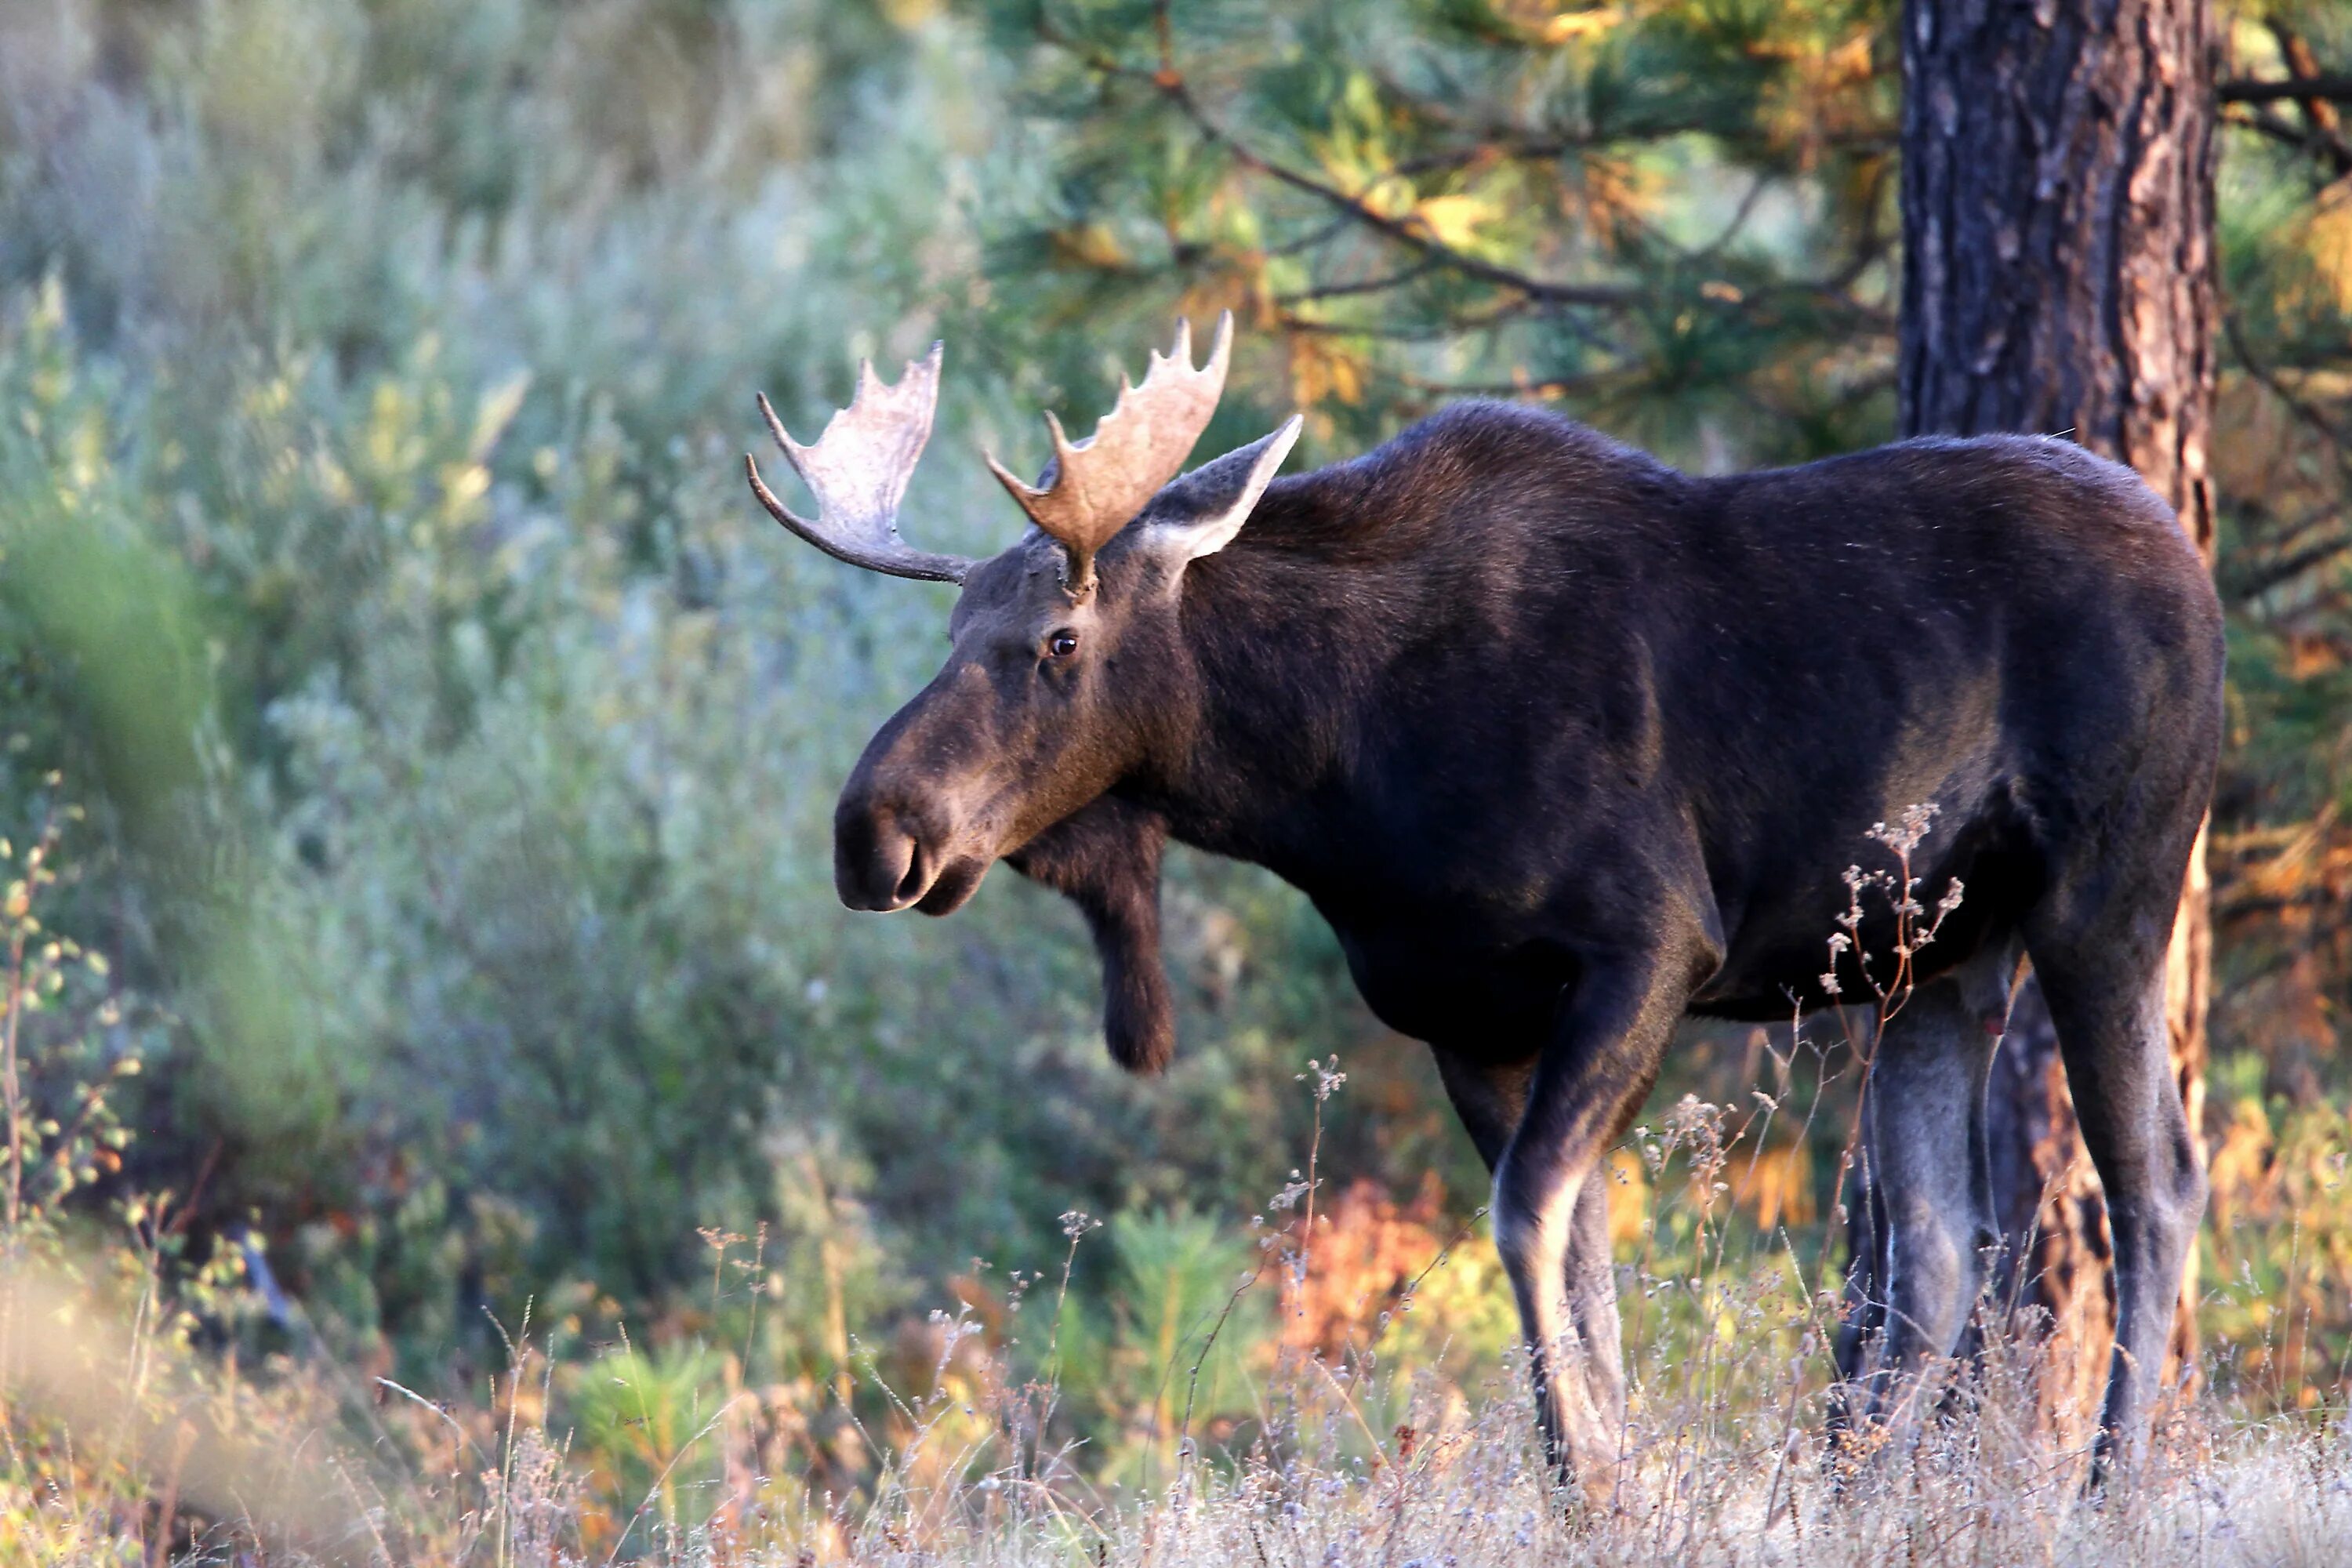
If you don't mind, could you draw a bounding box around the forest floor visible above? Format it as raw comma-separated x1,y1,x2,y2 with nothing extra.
9,1400,2350,1565
6,1243,2348,1568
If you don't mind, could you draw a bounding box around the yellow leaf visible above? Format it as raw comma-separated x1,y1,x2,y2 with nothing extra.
1412,194,1496,250
1540,5,1624,42
1824,32,1875,86
2308,191,2352,314
1333,169,1413,223
1288,337,1367,408
1049,223,1128,270
1490,0,1625,42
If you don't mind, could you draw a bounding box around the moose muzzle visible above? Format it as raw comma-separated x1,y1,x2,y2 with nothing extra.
833,753,996,916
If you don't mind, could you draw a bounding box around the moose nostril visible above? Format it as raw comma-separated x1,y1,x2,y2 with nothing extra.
834,801,925,911
893,839,931,906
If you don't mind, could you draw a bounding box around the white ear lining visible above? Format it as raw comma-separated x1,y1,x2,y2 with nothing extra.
1154,414,1305,564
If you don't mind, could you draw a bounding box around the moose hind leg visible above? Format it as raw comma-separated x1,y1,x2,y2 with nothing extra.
1834,944,2014,1436
2025,931,2205,1474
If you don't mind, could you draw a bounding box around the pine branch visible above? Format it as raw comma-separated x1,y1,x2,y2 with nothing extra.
1274,308,1537,342
2223,491,2352,601
1035,12,1644,314
2226,525,2352,603
1272,261,1440,307
2223,318,2352,602
2226,104,2352,178
2219,76,2352,105
2223,26,2352,176
1366,66,1897,158
1031,7,1893,408
1159,78,1645,311
2229,316,2352,458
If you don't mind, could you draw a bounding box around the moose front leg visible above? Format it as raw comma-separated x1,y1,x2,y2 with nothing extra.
1490,937,1712,1513
1433,1051,1628,1467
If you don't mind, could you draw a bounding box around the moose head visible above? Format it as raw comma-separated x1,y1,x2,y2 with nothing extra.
748,318,1300,1070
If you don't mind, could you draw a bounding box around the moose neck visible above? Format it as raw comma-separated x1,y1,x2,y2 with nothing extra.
1122,483,1410,887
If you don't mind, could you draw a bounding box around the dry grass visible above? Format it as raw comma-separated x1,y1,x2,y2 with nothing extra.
6,1229,2352,1567
8,1015,2350,1566
3,802,2347,1566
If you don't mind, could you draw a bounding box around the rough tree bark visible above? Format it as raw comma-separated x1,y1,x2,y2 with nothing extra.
1899,0,2219,1440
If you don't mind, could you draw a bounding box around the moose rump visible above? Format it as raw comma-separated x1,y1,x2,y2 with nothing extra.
745,320,2223,1510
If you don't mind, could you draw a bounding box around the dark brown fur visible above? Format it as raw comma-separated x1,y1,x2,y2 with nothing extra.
818,402,2223,1502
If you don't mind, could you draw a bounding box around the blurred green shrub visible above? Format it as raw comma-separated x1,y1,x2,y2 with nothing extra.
0,0,1448,1409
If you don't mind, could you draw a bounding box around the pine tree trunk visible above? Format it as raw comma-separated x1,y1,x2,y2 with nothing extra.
1898,0,2219,1442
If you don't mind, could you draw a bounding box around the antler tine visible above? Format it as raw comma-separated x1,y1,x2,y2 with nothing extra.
746,341,976,584
987,312,1234,596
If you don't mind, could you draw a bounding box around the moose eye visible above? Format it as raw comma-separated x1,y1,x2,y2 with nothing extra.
1046,631,1081,659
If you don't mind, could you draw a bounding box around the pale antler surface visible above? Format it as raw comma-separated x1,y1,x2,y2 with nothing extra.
747,342,975,584
987,314,1233,593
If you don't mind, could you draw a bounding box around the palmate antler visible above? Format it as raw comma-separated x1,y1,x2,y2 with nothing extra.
986,314,1234,597
746,343,977,584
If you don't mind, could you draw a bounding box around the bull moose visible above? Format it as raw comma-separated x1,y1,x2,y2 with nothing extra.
746,318,2221,1503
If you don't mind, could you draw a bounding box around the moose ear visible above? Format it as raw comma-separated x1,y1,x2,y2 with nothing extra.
1147,414,1305,563
1002,798,1175,1075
